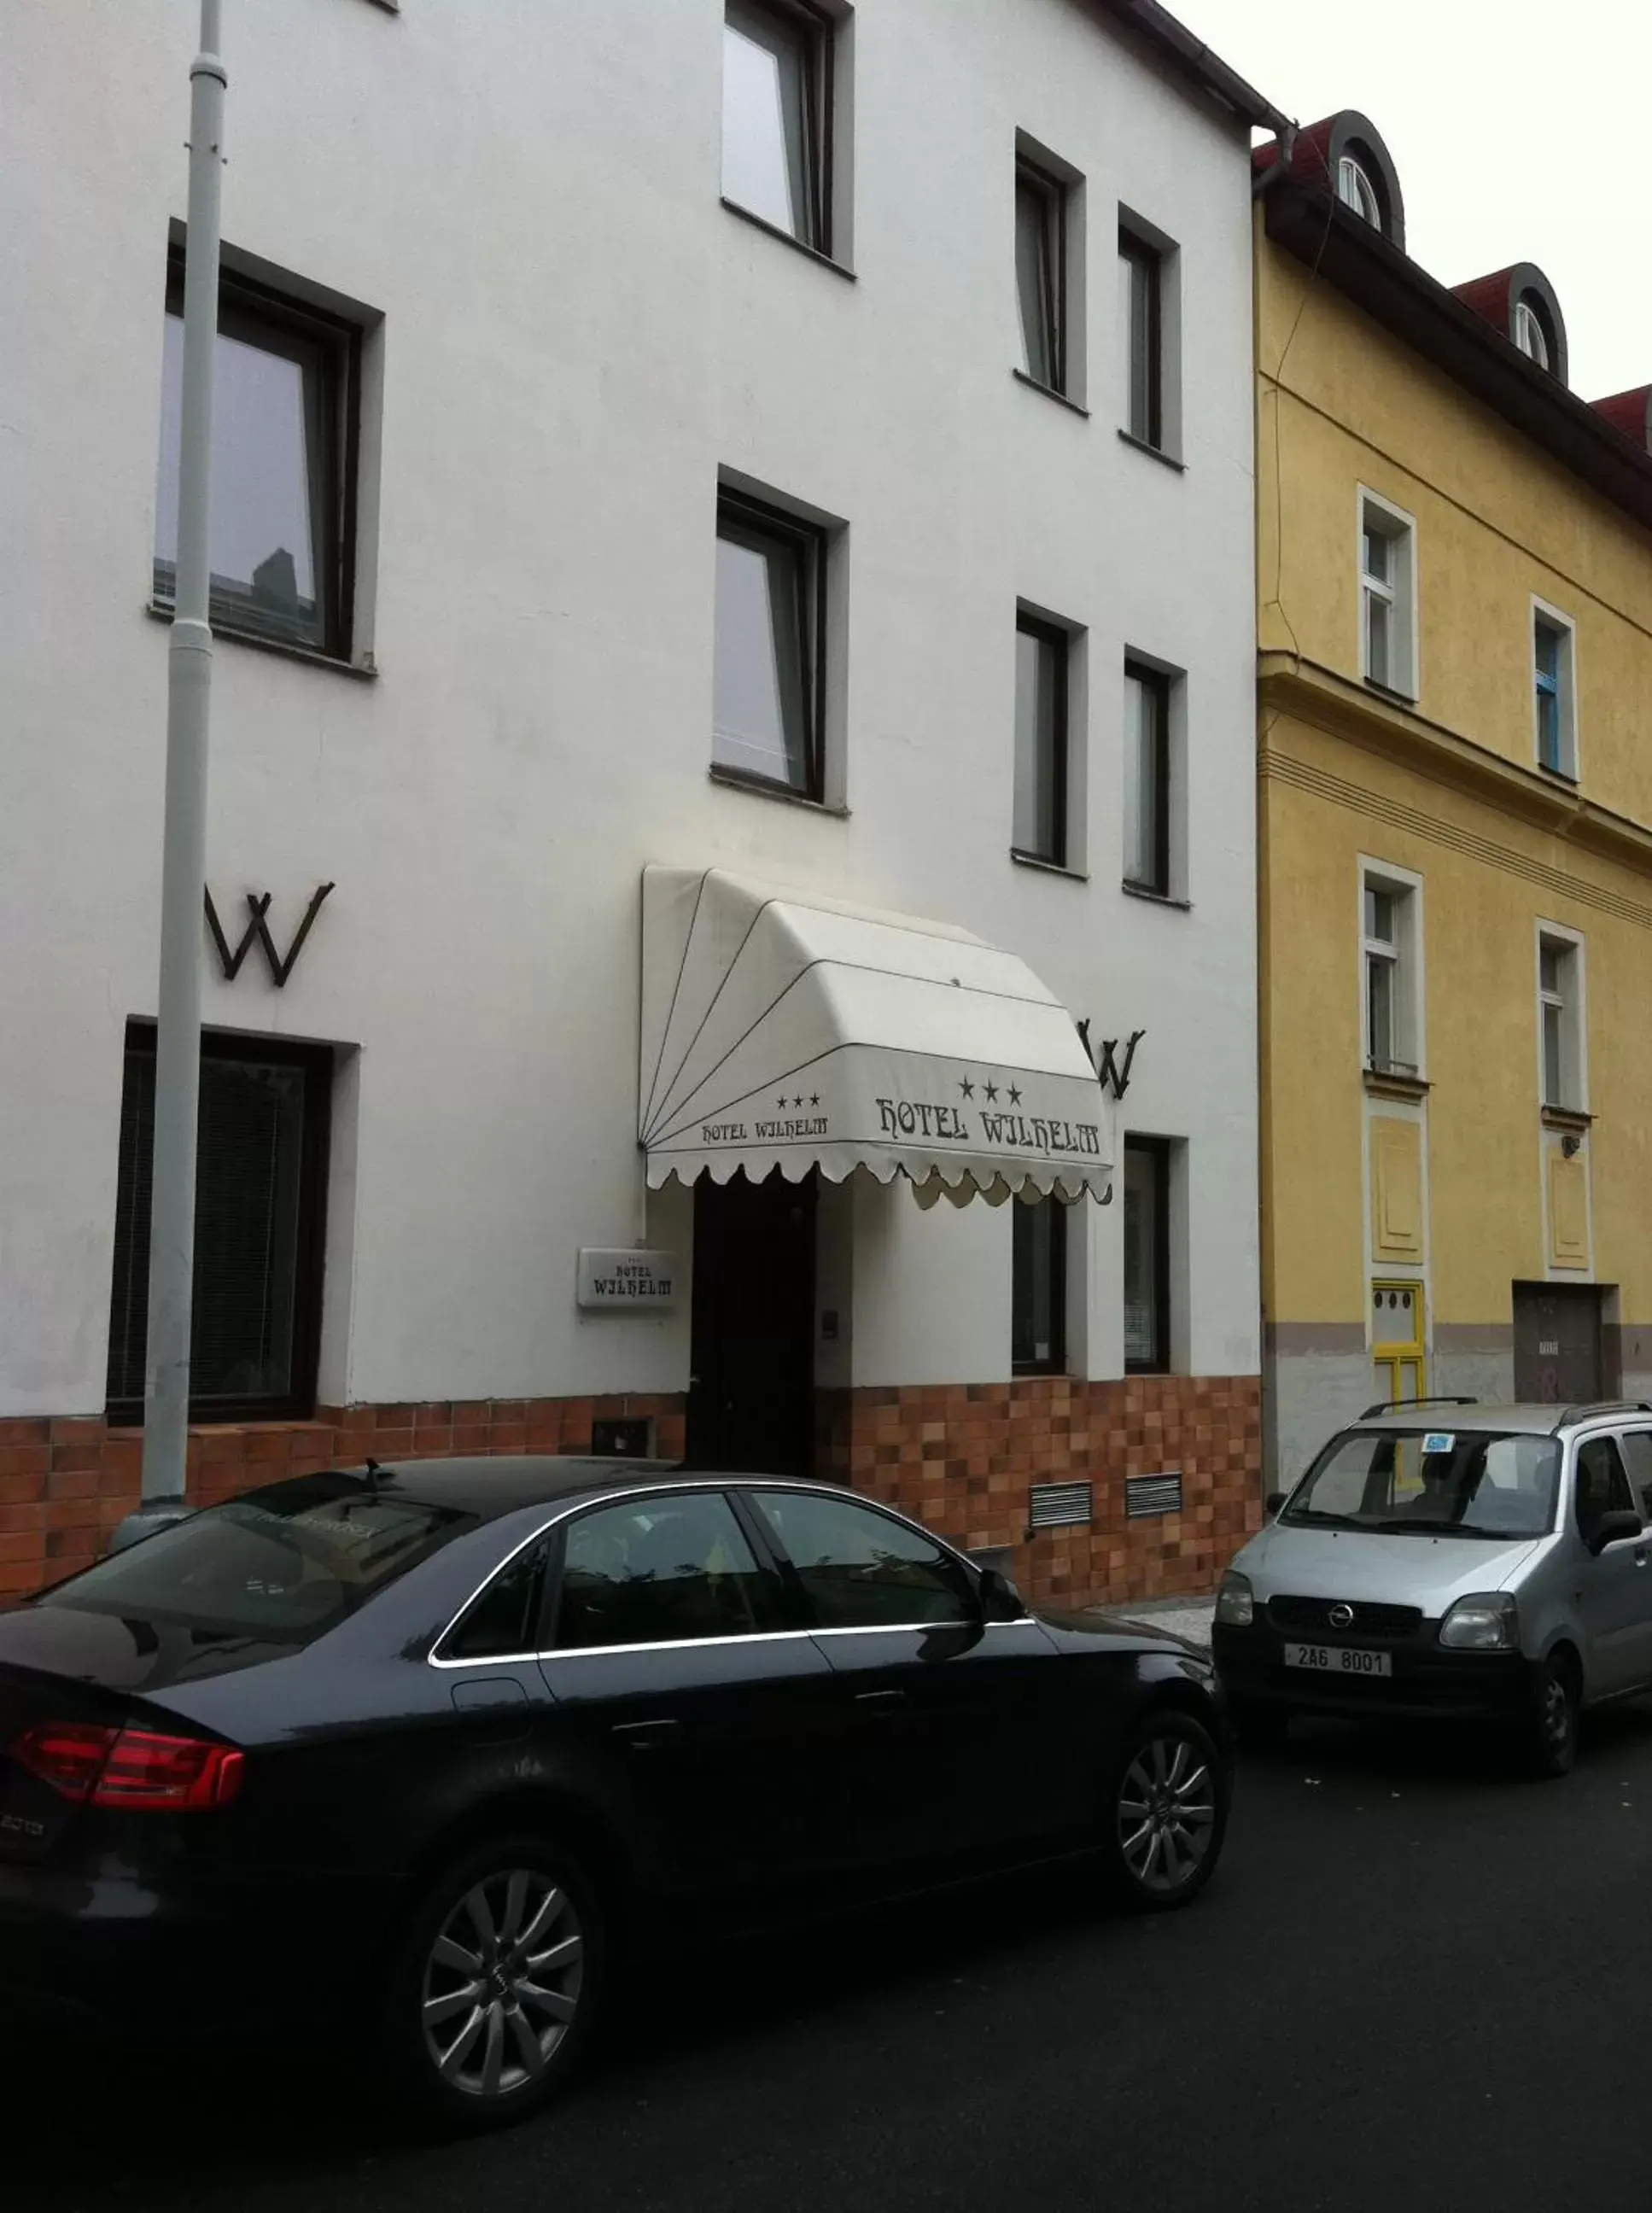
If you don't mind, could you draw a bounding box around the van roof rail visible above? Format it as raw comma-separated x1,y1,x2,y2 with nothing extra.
1553,1400,1652,1431
1357,1394,1478,1421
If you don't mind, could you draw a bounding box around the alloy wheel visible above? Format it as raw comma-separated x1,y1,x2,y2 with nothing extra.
421,1868,585,2099
1116,1730,1217,1895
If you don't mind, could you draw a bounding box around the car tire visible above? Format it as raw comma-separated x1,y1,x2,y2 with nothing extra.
1229,1698,1289,1754
380,1831,602,2129
1523,1654,1580,1781
1100,1709,1229,1912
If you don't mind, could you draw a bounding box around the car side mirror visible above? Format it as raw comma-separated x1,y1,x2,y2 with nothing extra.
978,1566,1027,1622
1588,1508,1643,1557
1265,1492,1287,1518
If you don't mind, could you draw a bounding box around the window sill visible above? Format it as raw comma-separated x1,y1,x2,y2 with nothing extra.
1364,1066,1430,1102
721,199,855,281
1537,762,1579,788
1013,1363,1071,1380
106,1404,324,1430
1362,674,1418,708
1012,369,1089,418
709,764,849,817
146,602,377,680
1117,429,1184,472
1121,880,1190,911
1541,1104,1592,1132
1011,848,1087,882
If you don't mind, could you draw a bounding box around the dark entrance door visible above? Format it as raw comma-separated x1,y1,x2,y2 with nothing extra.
1513,1282,1604,1404
688,1170,816,1474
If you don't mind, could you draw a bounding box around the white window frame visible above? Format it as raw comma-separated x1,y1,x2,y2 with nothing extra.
1515,297,1550,369
1358,857,1426,1079
1531,596,1578,781
1337,155,1381,228
1357,487,1418,701
1535,922,1587,1114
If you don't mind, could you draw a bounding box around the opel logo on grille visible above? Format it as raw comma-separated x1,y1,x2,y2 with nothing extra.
1328,1603,1355,1629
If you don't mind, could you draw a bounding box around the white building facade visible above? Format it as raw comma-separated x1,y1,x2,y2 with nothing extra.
0,0,1275,1607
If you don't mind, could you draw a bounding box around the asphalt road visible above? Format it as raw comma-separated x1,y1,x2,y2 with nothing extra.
11,1706,1652,2213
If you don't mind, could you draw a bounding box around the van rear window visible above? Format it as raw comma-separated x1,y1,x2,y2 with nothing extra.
34,1474,474,1642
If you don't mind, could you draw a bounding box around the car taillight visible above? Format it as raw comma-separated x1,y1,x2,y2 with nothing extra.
12,1722,243,1810
12,1720,114,1799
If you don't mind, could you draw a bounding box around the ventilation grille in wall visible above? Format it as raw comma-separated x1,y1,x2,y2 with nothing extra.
1126,1472,1184,1518
1027,1480,1094,1532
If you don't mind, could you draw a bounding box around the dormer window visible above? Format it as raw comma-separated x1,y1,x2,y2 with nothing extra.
1515,296,1551,371
1337,155,1381,228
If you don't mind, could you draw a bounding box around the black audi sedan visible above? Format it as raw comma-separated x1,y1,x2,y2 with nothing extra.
0,1458,1229,2127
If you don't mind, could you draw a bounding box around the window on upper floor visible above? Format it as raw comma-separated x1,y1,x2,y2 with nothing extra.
713,487,827,802
1337,155,1382,229
1118,225,1165,451
1513,292,1562,375
1124,1136,1177,1374
1012,1194,1067,1376
1012,611,1072,867
1359,491,1417,698
1533,606,1577,780
1362,867,1422,1079
154,252,361,659
721,0,835,255
106,1024,333,1423
1123,657,1176,898
1538,931,1585,1113
1014,155,1071,398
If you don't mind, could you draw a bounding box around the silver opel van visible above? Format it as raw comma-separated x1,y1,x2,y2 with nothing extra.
1213,1398,1652,1776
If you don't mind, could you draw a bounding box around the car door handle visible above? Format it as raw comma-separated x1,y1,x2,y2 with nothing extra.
854,1689,907,1709
1636,1548,1650,1568
611,1719,680,1751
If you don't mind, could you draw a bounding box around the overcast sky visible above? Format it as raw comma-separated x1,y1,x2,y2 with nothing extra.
1177,0,1651,403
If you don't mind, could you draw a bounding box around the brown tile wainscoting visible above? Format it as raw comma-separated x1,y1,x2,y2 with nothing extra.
0,1397,688,1597
0,1375,1258,1609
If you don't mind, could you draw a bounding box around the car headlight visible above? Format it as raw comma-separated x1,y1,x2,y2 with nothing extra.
1215,1571,1254,1627
1439,1593,1518,1651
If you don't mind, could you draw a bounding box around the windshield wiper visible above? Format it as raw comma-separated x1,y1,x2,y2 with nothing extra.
1363,1517,1476,1536
1281,1508,1364,1529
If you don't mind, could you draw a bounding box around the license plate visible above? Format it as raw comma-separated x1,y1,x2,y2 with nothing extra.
1285,1642,1392,1678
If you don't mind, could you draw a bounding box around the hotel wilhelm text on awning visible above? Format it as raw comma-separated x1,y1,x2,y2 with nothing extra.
639,867,1112,1206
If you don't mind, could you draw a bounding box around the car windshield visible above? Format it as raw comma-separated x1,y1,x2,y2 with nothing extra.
1284,1428,1561,1539
32,1474,475,1642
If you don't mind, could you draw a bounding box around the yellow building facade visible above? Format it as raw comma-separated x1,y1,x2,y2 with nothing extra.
1253,114,1652,1482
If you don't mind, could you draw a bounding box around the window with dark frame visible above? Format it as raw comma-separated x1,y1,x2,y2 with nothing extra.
154,252,359,658
1124,1136,1172,1375
721,0,832,254
1123,659,1170,894
1012,614,1068,865
712,489,826,801
1118,228,1163,449
106,1025,332,1423
1014,157,1065,394
1012,1194,1067,1376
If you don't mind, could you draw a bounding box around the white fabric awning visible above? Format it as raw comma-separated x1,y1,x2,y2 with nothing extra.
639,867,1112,1205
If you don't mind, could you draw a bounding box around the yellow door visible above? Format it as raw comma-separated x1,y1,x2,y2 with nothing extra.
1371,1281,1425,1411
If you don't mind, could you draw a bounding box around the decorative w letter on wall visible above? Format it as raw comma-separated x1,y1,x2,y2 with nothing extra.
203,884,335,989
